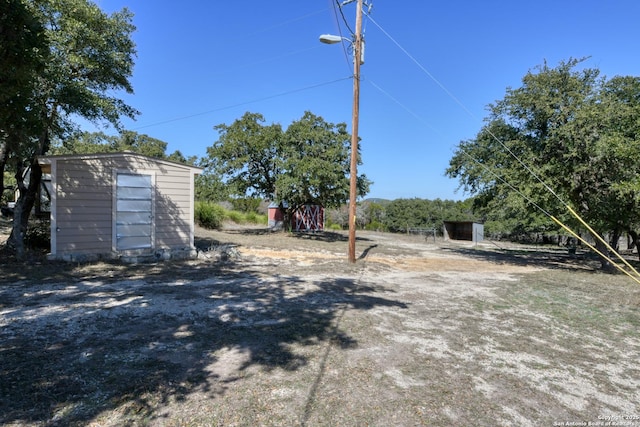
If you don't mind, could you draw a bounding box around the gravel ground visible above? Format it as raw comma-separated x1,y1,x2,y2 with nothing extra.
1,221,639,426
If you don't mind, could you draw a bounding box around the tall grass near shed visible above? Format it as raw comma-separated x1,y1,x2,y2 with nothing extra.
195,201,267,229
195,201,226,229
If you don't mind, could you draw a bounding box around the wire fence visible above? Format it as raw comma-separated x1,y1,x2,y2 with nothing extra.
406,227,438,242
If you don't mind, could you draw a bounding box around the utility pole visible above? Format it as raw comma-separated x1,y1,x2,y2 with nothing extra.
348,0,364,263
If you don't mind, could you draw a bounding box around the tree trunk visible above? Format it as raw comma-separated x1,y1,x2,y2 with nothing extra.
279,201,291,232
629,230,640,261
7,106,52,258
610,228,621,252
594,234,616,272
0,139,7,202
8,159,43,259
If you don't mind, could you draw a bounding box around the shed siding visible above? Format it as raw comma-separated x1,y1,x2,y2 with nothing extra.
153,164,193,249
44,153,199,258
54,158,114,254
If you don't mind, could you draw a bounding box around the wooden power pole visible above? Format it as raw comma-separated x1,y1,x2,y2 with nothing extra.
348,0,364,263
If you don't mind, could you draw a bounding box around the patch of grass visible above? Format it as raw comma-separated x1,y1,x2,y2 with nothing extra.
195,201,225,229
225,210,243,224
494,269,640,337
224,208,266,225
195,203,267,229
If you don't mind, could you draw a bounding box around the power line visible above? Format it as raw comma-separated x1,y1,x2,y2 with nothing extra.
330,0,355,73
131,76,353,131
458,146,640,283
334,0,354,36
364,12,566,213
127,8,351,131
368,79,441,135
365,14,476,120
367,12,565,208
205,46,324,79
244,8,329,40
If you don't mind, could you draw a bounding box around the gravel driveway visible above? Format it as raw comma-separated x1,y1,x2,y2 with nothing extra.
1,224,639,426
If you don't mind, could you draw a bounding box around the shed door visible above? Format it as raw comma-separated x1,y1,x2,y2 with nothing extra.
115,173,154,250
293,205,323,231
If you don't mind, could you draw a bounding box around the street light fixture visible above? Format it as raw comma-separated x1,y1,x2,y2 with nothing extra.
319,34,345,44
319,0,364,263
318,34,365,64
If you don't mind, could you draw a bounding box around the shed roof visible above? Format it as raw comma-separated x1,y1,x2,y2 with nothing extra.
268,202,325,209
38,152,203,175
443,220,483,225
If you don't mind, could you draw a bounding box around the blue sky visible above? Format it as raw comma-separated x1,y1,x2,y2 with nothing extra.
92,0,640,201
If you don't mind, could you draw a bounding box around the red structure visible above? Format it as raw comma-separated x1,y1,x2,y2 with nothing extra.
268,203,285,229
268,203,324,232
293,205,324,231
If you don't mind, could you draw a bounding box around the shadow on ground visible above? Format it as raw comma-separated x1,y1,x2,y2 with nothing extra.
290,231,372,244
0,257,406,426
442,244,608,271
214,227,374,244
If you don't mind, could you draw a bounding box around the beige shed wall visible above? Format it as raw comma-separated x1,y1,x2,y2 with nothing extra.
152,164,194,249
54,158,114,254
47,154,198,258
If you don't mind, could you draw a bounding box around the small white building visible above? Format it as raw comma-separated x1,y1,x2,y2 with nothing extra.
38,152,202,262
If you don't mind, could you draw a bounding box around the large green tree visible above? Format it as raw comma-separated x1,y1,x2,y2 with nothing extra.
447,58,640,262
202,111,371,224
1,0,138,257
278,111,369,208
383,198,475,233
0,0,47,211
204,112,283,199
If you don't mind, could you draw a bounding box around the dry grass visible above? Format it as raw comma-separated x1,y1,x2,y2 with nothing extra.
1,222,639,426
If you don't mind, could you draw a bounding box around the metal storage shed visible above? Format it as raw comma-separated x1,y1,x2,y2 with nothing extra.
443,221,484,243
38,152,202,262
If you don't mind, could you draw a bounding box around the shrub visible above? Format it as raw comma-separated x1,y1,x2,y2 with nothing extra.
230,197,261,213
365,221,387,232
244,211,268,225
226,210,243,224
195,201,225,229
25,219,50,250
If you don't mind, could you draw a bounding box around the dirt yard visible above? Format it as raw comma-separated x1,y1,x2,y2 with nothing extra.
1,220,640,426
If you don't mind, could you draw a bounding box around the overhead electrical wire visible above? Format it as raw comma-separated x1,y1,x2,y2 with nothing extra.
364,11,640,282
458,148,640,284
125,9,348,132
126,7,353,133
334,0,355,37
368,79,441,135
331,0,355,73
244,8,328,40
207,46,325,80
331,0,372,72
132,76,352,131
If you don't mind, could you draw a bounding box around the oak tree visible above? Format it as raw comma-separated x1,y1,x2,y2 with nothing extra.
447,58,640,263
1,0,138,257
203,111,371,226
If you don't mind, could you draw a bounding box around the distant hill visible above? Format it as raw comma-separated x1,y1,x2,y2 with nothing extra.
363,198,391,205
